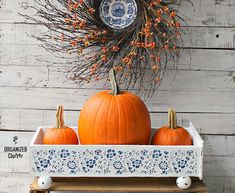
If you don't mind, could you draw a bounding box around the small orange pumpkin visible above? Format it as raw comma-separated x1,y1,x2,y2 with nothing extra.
78,69,151,145
43,106,78,145
151,108,193,145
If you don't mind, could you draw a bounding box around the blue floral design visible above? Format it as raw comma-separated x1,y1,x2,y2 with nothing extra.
178,160,187,169
60,149,70,158
141,150,148,156
49,149,56,155
187,150,194,156
86,159,96,168
40,159,50,168
95,150,102,155
67,161,76,170
100,0,137,29
107,149,116,158
113,161,123,170
159,161,168,170
132,159,142,168
32,146,199,177
152,150,162,158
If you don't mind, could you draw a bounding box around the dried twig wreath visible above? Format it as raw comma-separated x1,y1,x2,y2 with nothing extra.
21,0,192,97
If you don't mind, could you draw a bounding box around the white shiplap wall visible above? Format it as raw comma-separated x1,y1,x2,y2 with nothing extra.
0,0,235,192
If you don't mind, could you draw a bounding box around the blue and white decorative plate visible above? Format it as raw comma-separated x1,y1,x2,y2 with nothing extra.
99,0,138,30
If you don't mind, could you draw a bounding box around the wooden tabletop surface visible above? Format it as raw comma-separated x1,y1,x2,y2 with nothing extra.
30,177,208,192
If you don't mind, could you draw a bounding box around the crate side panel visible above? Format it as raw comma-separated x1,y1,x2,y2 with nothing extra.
31,145,201,177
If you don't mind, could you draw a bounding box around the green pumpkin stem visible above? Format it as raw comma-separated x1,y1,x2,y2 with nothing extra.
56,105,65,129
109,68,120,95
168,108,177,129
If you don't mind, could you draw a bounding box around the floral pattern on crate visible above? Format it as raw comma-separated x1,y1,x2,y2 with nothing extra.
32,148,199,176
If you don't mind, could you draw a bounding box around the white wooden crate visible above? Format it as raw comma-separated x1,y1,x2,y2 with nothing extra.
30,122,203,179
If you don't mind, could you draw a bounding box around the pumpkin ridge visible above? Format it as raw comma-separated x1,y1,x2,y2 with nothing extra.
63,129,67,144
166,128,172,145
118,95,129,144
124,93,150,144
106,95,115,144
91,94,110,144
174,128,181,144
79,93,106,144
123,94,138,144
55,129,59,144
116,96,121,144
180,128,192,145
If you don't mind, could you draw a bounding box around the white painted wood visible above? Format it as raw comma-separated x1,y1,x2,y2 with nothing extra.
0,131,234,173
29,125,202,178
1,0,235,26
0,44,54,66
177,0,235,26
29,128,235,158
1,45,235,72
1,108,235,134
204,176,235,193
0,87,235,113
175,49,235,71
1,23,235,48
0,172,32,193
203,135,235,157
1,66,235,92
204,156,235,177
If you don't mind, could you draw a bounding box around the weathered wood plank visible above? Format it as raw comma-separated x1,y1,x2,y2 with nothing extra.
1,108,235,135
1,45,235,71
1,66,235,92
203,135,235,157
1,0,235,27
1,23,235,49
178,0,235,26
204,156,235,177
0,87,234,113
0,44,54,67
204,176,235,193
0,172,32,193
175,49,235,71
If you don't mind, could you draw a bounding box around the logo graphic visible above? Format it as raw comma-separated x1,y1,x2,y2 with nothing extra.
13,136,18,144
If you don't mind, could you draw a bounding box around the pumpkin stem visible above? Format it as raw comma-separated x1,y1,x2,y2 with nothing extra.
109,68,120,95
56,105,65,129
168,108,177,129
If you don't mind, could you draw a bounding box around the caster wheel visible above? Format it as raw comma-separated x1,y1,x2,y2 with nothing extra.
176,176,192,189
38,176,52,189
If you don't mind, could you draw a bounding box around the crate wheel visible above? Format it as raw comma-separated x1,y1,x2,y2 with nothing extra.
38,176,52,189
176,176,192,189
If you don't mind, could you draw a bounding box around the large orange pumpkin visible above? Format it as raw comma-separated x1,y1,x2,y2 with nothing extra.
78,69,151,145
43,106,78,145
151,108,193,145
